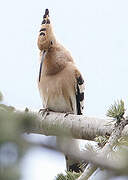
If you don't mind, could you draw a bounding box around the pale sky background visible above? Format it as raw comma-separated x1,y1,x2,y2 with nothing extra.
0,0,128,179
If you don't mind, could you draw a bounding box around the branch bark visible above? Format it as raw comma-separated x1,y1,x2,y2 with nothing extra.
21,111,128,176
25,111,128,141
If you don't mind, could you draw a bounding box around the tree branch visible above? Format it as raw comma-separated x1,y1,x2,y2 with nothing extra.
21,111,128,176
77,117,128,180
24,111,128,141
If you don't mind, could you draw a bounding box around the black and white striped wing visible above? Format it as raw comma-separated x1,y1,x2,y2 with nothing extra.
76,75,85,115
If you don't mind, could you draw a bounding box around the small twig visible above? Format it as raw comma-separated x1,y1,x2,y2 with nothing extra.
77,118,128,180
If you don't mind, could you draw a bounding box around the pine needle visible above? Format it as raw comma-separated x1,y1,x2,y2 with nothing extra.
106,100,126,121
55,171,81,180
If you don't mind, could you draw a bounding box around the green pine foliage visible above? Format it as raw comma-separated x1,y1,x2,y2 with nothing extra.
106,100,126,122
95,135,109,147
55,171,81,180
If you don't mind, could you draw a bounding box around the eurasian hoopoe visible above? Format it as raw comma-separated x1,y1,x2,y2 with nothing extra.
37,9,85,172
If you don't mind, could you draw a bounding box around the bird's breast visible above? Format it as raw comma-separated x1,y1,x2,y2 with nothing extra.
38,68,76,113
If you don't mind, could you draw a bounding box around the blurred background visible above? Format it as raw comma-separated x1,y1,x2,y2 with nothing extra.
0,0,128,179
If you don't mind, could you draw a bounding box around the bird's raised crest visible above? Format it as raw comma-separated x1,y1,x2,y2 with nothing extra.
37,9,56,51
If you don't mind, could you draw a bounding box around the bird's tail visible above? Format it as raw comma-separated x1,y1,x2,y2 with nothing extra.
37,9,56,51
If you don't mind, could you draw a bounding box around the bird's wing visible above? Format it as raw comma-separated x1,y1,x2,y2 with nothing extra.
75,71,85,115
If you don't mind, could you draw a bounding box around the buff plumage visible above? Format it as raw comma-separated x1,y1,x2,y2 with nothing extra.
37,9,85,172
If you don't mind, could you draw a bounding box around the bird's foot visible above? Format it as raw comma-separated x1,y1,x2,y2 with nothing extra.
39,108,50,116
64,112,74,117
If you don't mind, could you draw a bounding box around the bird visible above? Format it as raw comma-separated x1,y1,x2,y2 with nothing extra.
37,9,85,172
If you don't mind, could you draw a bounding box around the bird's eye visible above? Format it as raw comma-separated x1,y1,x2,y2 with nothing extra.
51,41,53,45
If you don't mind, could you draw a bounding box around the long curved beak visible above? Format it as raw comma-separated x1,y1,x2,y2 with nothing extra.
39,50,46,82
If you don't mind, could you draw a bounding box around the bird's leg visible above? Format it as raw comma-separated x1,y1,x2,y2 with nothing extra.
39,108,57,116
39,108,50,116
39,108,73,117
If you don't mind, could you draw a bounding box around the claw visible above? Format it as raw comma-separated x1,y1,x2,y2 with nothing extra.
39,108,50,116
64,112,74,117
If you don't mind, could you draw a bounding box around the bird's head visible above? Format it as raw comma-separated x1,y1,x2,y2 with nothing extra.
37,9,56,51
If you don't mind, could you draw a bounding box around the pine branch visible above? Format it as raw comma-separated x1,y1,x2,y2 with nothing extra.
77,100,128,180
106,100,126,121
56,171,81,180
